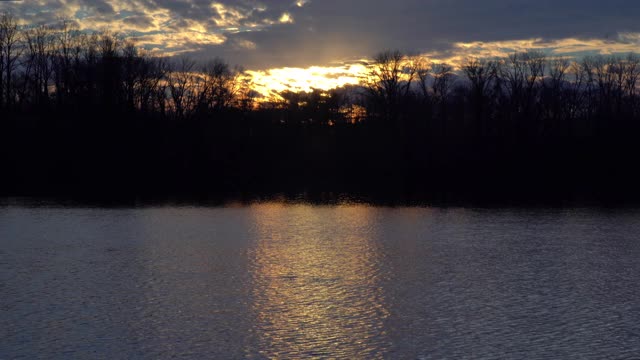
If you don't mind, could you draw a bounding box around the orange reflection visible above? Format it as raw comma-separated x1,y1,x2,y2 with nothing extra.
247,204,390,358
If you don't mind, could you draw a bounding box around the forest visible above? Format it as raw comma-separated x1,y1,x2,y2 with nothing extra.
1,13,640,205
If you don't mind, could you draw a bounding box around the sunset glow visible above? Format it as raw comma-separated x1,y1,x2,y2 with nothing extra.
4,1,640,356
247,63,367,99
245,34,640,98
2,0,640,98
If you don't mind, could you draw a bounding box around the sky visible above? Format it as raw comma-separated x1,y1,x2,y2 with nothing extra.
2,0,640,96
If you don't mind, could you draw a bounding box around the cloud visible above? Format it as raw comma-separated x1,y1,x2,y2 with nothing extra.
199,0,640,68
247,63,366,97
2,0,640,69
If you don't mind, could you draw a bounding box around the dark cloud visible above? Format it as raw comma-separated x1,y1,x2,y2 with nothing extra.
2,0,640,68
122,14,154,29
196,0,640,68
89,0,115,15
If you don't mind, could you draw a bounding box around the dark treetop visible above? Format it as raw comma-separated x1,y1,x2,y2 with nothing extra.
2,17,640,205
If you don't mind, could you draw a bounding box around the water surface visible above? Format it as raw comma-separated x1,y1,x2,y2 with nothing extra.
1,205,640,358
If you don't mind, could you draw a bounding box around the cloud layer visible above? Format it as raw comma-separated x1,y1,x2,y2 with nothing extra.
2,0,640,69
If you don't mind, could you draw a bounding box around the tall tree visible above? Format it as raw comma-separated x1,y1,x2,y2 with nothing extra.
0,13,22,107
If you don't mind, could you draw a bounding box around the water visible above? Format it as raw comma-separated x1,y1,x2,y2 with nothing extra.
1,204,640,359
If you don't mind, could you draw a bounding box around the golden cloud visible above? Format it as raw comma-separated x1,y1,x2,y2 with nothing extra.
247,64,366,98
246,35,640,98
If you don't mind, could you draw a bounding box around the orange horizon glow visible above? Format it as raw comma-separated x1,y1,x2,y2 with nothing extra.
244,34,640,99
3,1,640,101
246,63,368,100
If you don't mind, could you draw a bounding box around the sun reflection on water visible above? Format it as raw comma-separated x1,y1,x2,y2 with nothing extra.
246,204,390,358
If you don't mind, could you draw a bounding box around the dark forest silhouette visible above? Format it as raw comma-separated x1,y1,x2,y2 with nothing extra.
2,13,640,205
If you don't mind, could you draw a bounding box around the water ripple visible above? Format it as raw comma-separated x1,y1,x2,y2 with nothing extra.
1,206,640,358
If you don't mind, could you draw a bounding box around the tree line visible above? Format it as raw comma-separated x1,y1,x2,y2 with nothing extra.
2,12,640,204
0,14,253,117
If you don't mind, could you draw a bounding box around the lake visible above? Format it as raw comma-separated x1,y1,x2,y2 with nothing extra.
1,204,640,359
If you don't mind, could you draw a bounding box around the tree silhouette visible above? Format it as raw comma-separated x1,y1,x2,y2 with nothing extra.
0,14,639,204
0,13,22,108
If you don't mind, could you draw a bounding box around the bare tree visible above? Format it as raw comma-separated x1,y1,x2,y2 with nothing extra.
623,54,640,117
541,57,571,129
547,57,570,90
22,25,55,106
199,58,244,112
431,63,455,103
623,54,639,99
135,55,168,113
413,56,431,101
499,52,527,112
524,51,546,96
463,58,496,96
463,58,497,134
52,20,85,106
362,50,410,122
167,57,198,119
121,41,139,111
0,13,23,107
